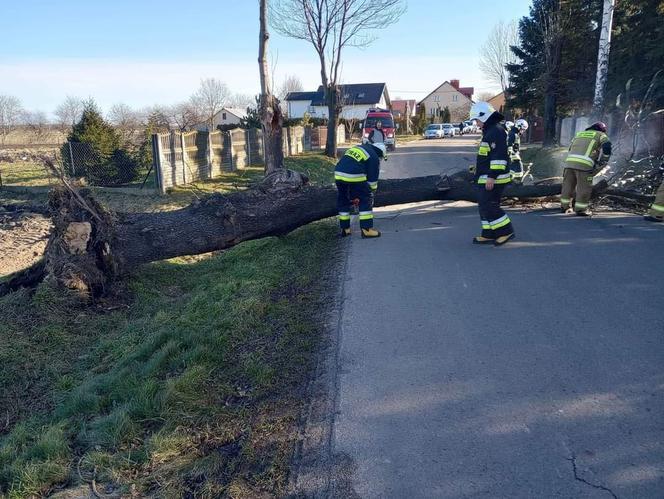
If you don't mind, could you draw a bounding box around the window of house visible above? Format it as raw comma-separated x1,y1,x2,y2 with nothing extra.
452,95,458,102
434,95,440,102
222,112,227,120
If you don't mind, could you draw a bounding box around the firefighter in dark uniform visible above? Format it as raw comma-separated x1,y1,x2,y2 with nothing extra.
508,118,529,182
335,142,387,238
468,102,515,245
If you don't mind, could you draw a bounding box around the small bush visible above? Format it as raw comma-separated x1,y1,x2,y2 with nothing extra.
61,100,140,186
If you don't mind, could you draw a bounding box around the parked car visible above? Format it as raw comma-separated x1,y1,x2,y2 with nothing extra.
462,121,475,134
424,124,445,139
441,123,457,137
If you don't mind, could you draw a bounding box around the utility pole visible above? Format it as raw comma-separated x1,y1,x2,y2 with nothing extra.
591,0,615,119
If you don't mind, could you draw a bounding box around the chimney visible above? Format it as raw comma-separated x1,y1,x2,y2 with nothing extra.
450,79,460,89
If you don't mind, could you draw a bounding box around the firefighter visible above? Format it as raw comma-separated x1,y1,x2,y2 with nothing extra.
508,118,529,182
468,101,515,246
644,178,664,222
560,122,612,216
335,142,387,238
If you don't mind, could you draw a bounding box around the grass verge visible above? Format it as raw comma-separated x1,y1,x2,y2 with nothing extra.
520,145,568,180
0,220,338,498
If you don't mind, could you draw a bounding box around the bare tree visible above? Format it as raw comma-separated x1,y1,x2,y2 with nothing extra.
167,101,201,132
479,20,520,93
108,103,141,143
20,109,50,144
476,91,497,102
54,96,85,133
0,95,23,144
227,93,256,110
276,74,304,100
259,0,285,174
591,0,615,118
271,0,406,157
191,78,230,129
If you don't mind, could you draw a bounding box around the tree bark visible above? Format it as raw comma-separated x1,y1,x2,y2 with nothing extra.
324,85,340,158
1,170,653,298
258,0,285,174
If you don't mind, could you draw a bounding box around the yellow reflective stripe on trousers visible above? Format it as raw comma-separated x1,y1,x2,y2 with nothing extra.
490,160,508,171
651,204,664,212
335,172,367,182
477,173,511,184
368,181,378,190
358,211,373,220
575,201,589,209
481,220,491,229
338,212,351,221
490,215,511,229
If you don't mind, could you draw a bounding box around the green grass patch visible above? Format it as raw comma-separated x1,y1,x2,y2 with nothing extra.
520,145,568,180
0,221,338,497
0,161,57,188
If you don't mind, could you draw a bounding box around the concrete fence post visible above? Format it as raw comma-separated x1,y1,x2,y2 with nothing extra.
247,129,252,165
180,132,188,184
207,131,213,179
228,131,235,171
152,133,166,194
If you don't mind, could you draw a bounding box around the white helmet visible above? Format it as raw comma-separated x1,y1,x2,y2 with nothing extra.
372,142,388,160
505,121,515,130
468,101,496,123
515,118,529,131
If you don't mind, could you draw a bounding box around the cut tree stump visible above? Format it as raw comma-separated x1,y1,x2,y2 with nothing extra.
0,170,653,299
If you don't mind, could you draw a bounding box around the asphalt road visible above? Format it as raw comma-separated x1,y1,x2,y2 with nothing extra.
328,137,664,498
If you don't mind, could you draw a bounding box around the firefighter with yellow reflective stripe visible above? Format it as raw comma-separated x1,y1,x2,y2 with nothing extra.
560,121,612,216
644,176,664,223
335,142,386,238
468,101,515,246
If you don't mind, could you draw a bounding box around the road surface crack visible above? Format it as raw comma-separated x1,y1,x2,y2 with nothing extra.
567,454,618,499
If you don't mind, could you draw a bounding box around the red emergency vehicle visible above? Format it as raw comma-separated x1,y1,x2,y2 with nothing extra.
362,108,396,151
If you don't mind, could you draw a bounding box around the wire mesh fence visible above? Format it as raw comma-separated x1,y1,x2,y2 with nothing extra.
63,141,153,188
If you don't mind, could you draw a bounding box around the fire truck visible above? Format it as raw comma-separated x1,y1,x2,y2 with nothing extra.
361,108,396,151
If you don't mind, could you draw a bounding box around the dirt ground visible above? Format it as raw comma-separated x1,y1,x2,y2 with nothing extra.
0,208,51,277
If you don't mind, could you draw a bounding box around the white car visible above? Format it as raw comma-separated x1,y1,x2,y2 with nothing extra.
424,124,445,139
441,123,457,137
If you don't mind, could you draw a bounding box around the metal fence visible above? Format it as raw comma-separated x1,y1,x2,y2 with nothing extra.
62,141,151,188
152,125,346,193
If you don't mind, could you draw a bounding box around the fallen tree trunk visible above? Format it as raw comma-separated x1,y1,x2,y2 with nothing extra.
0,170,653,298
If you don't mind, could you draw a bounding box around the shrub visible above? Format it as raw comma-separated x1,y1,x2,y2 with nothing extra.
61,100,140,186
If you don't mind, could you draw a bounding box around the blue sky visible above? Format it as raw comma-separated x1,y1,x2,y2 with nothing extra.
0,0,531,114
